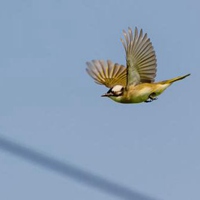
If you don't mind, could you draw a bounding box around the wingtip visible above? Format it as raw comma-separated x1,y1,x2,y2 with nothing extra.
135,26,139,32
86,61,90,66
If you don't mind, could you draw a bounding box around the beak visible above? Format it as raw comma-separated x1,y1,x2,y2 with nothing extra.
101,93,112,97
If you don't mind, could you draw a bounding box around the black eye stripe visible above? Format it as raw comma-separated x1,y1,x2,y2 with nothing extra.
113,90,123,97
113,93,122,97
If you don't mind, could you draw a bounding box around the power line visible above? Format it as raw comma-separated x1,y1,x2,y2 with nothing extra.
0,135,159,200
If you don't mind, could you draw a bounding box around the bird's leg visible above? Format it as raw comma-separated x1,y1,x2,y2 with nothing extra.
149,95,158,101
145,93,158,103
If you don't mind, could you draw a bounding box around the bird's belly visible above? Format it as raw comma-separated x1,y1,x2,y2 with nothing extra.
130,87,153,103
128,84,170,103
119,86,153,103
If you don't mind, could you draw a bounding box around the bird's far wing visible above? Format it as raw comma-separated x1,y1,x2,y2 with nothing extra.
121,27,157,87
86,60,126,88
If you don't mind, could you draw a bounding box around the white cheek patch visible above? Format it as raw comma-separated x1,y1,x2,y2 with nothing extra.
112,85,123,92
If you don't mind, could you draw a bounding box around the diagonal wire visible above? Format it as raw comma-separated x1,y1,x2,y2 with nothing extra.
0,135,160,200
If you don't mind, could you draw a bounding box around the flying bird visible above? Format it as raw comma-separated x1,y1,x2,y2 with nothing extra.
86,27,190,103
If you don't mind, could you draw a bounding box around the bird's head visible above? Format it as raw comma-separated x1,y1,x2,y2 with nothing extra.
101,85,124,98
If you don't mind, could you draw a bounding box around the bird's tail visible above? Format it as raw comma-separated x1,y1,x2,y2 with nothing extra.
160,73,191,84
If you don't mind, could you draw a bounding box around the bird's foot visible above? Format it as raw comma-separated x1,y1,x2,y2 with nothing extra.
145,99,153,103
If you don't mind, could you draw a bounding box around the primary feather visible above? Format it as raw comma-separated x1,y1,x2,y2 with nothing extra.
121,27,157,87
86,60,126,88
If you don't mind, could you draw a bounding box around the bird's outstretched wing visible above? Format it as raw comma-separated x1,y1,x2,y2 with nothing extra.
86,60,126,88
121,27,157,87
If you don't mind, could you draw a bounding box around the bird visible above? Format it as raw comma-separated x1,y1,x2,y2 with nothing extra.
86,27,190,104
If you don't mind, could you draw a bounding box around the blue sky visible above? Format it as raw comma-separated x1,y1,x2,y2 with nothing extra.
0,0,199,200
